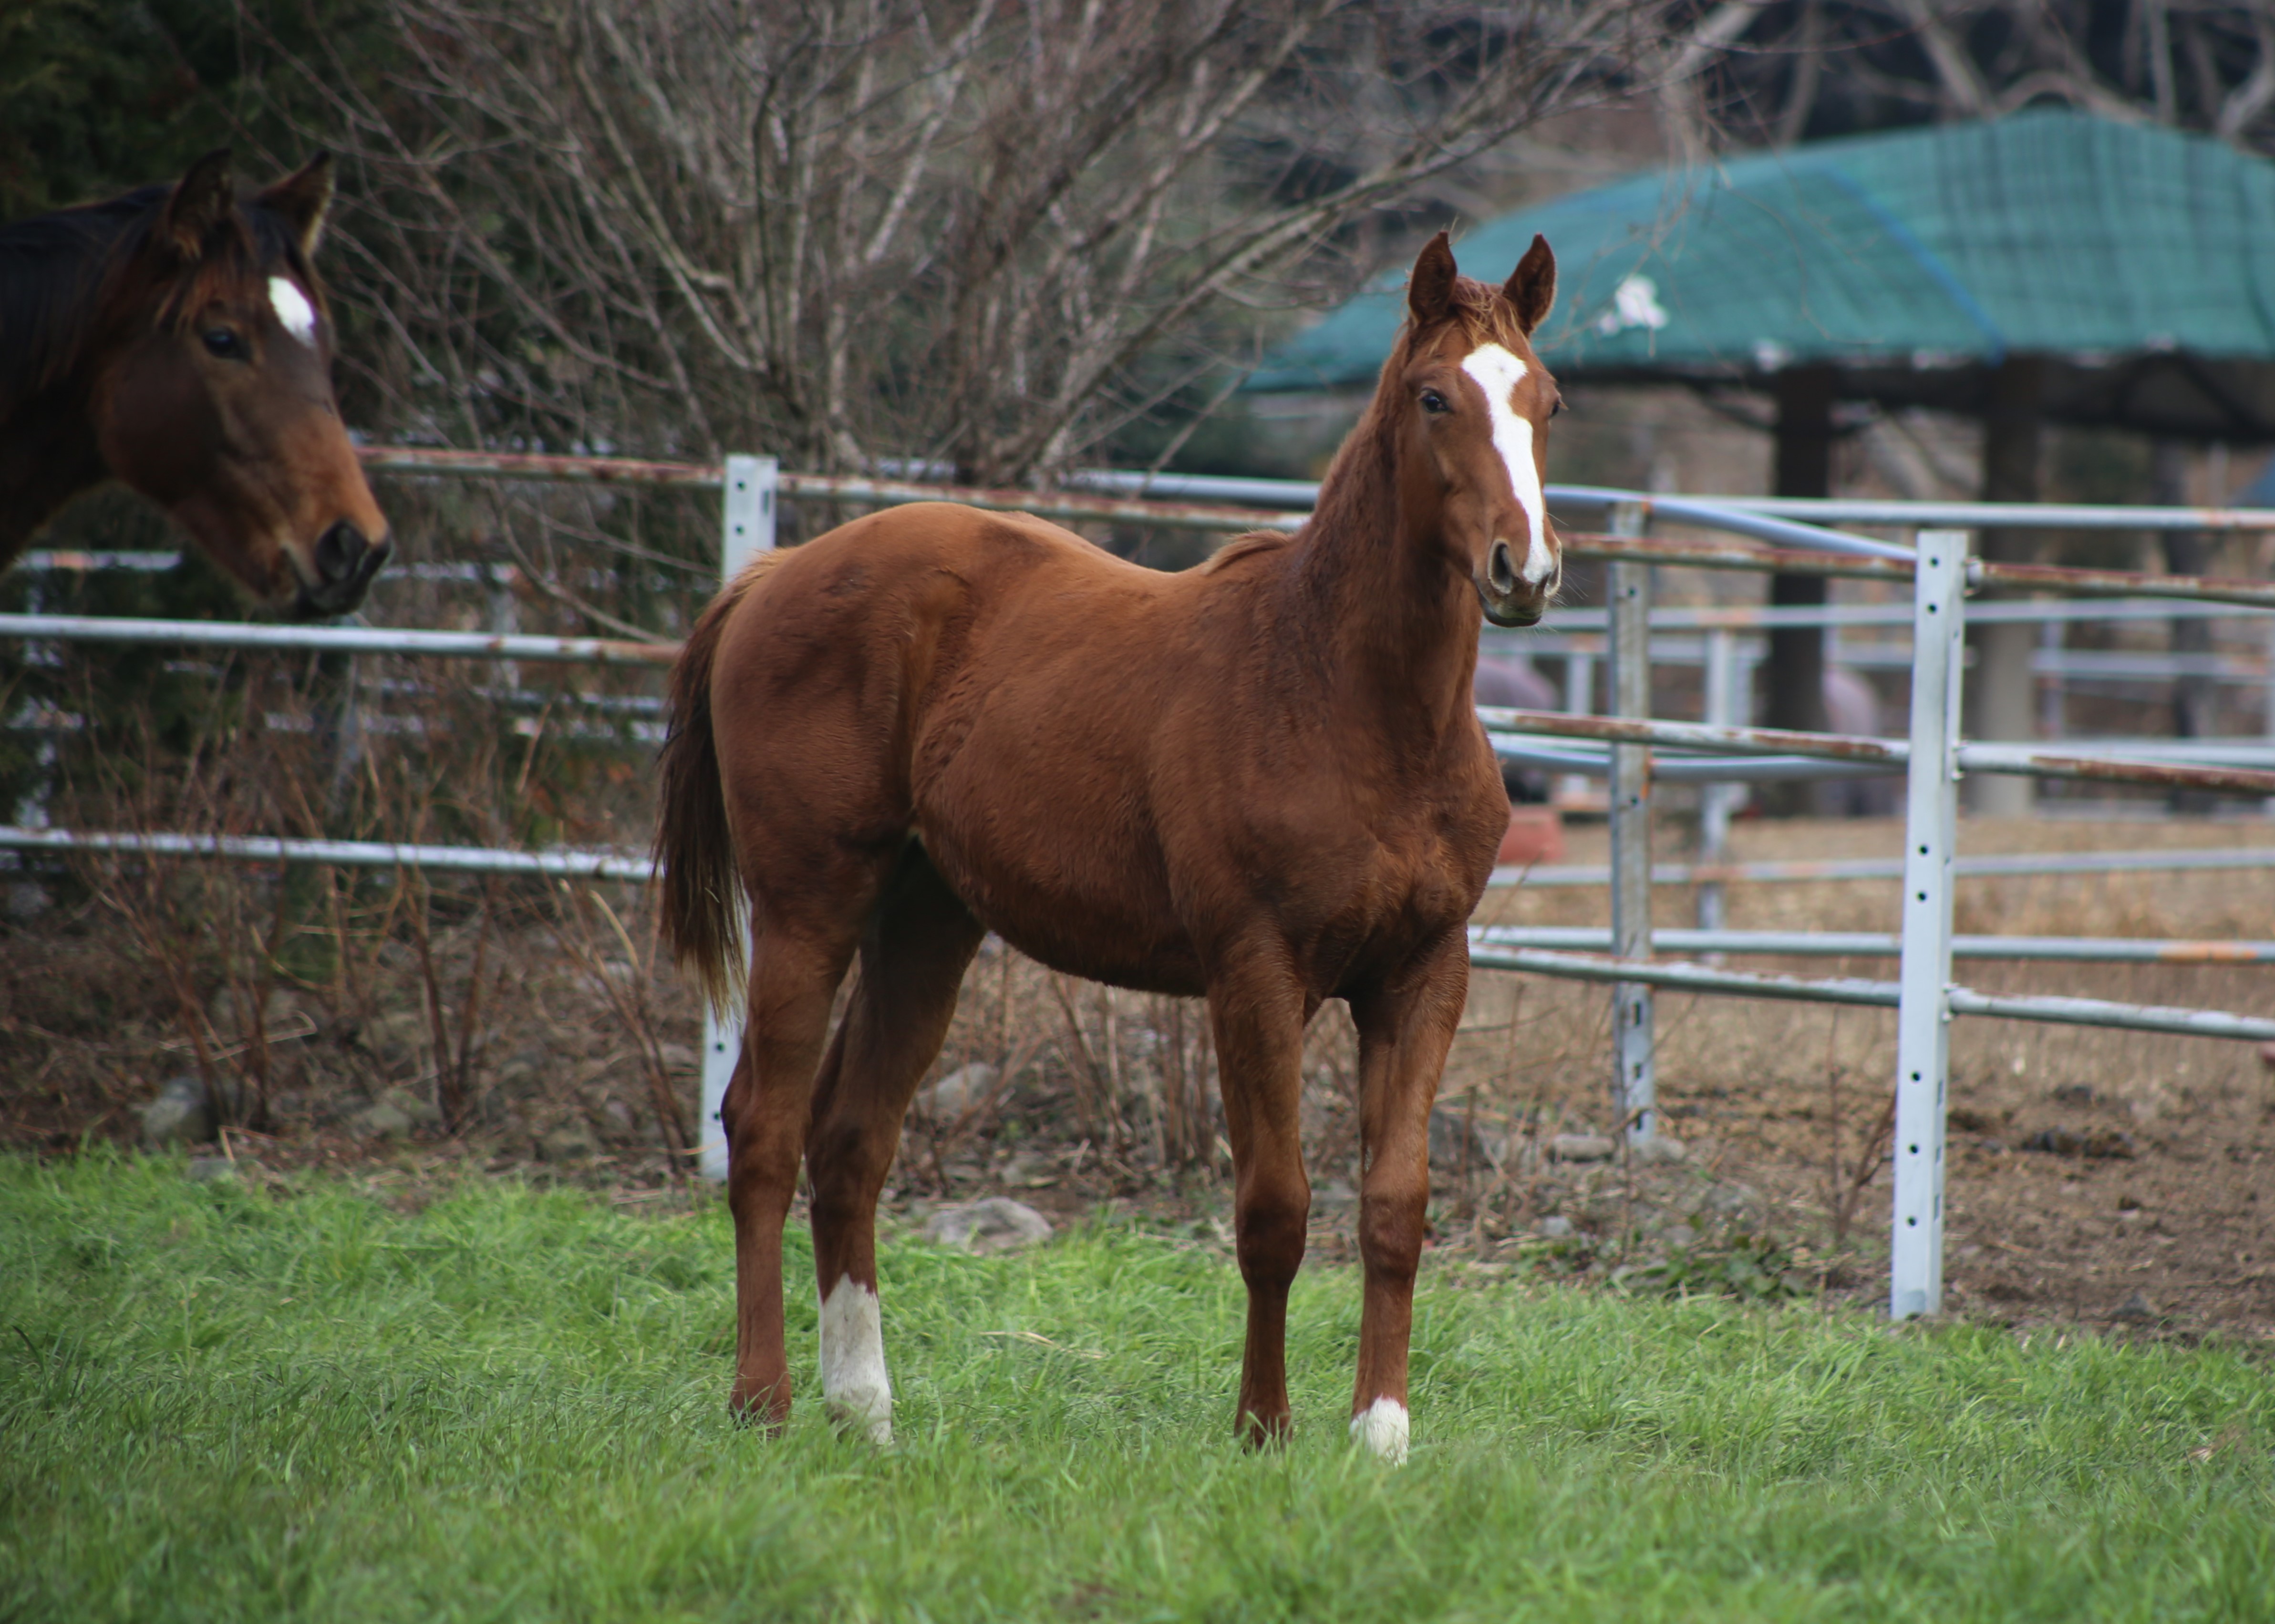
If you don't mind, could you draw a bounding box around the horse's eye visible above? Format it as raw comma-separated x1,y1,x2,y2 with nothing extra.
202,328,247,360
1550,396,1566,419
1420,389,1449,415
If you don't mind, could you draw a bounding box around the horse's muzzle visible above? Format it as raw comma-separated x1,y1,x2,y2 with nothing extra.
1478,537,1557,627
294,521,393,618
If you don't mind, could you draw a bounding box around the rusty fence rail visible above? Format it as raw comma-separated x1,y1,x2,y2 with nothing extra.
1488,843,2275,890
1467,944,2275,1045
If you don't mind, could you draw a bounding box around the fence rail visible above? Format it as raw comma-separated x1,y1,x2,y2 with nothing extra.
0,614,675,664
1489,844,2275,889
1479,706,2275,795
1472,924,2275,964
0,825,650,879
1468,945,2275,1044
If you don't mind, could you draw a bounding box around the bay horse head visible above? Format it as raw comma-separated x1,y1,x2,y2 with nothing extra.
1397,230,1561,627
1,149,391,617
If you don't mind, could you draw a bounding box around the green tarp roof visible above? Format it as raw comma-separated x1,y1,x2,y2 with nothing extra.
1252,109,2275,394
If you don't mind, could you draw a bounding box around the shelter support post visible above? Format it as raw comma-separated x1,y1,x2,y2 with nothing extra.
1890,531,1966,1319
1763,365,1836,814
1967,356,2041,818
1559,648,1596,808
700,454,776,1182
1607,503,1655,1144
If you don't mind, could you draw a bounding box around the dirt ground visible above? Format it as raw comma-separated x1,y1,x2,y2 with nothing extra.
4,811,2272,1345
1452,812,2275,1342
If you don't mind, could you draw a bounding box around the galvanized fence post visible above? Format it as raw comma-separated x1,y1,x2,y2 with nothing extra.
1696,626,1739,935
1889,530,1966,1317
700,454,776,1182
1607,501,1655,1144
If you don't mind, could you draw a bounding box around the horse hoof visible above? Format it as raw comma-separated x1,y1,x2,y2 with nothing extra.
728,1384,790,1437
1238,1410,1293,1451
1349,1398,1410,1465
825,1392,894,1447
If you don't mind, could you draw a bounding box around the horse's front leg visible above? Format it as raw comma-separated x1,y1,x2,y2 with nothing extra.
1345,930,1470,1464
1208,953,1312,1448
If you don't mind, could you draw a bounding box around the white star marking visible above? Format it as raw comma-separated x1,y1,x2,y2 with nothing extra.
267,277,317,347
1459,344,1553,586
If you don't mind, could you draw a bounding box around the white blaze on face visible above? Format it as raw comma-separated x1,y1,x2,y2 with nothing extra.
267,276,318,348
819,1275,893,1445
1458,343,1554,587
1350,1396,1411,1464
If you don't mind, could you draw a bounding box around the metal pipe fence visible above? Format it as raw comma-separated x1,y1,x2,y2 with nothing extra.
1471,924,2275,964
1489,843,2275,890
9,445,2275,1322
0,614,675,665
0,825,650,879
1468,945,2275,1045
1477,706,2275,794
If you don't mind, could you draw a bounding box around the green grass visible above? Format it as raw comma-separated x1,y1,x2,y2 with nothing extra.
2,1155,2269,1623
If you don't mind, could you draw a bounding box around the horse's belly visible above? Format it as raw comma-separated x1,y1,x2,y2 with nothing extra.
924,832,1206,993
913,785,1204,995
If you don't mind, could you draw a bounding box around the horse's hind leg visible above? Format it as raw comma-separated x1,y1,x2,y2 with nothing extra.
805,846,985,1444
724,919,861,1431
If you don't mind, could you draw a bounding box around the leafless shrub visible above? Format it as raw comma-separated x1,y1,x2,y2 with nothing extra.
245,0,1694,489
1684,2,2275,158
549,878,694,1174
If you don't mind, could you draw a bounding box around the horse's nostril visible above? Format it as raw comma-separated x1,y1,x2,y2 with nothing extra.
1488,539,1518,596
314,522,363,583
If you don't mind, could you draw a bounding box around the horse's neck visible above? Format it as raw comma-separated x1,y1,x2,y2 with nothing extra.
1285,413,1479,740
0,384,104,565
0,213,121,561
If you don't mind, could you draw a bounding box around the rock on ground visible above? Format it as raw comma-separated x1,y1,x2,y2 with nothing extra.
539,1120,602,1162
1429,1106,1506,1173
925,1197,1053,1254
2024,1126,2137,1160
921,1063,997,1122
140,1076,213,1146
352,1086,443,1143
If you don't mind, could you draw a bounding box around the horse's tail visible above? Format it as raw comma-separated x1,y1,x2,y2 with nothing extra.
654,556,776,1015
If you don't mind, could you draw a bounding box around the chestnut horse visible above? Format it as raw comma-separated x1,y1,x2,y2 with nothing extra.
0,149,389,617
657,231,1561,1462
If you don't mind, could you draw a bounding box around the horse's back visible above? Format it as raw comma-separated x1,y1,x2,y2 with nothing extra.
713,501,1193,723
708,502,1256,983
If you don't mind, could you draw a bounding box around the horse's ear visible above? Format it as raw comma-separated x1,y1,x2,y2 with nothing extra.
1407,231,1458,326
259,152,336,258
1502,234,1556,336
161,148,237,260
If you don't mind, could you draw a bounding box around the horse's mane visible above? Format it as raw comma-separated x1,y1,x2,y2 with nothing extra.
1439,273,1536,356
1200,530,1293,573
0,183,319,411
